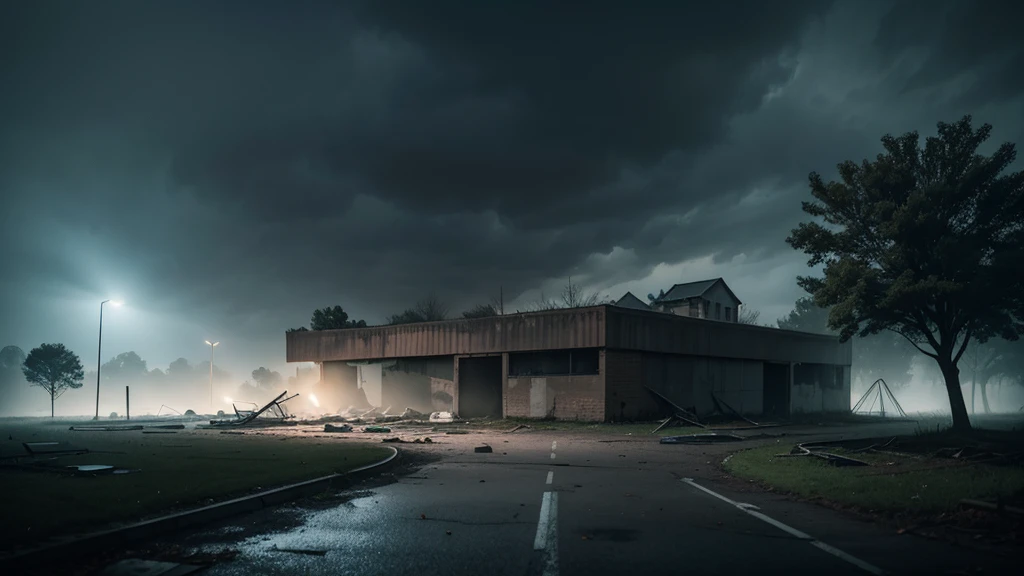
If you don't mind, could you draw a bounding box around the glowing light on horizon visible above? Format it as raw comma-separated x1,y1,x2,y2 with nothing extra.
223,396,233,405
309,394,320,408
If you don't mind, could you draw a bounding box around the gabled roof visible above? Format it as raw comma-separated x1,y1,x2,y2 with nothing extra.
656,277,742,305
613,291,651,311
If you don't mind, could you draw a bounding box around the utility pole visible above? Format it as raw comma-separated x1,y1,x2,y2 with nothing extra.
94,299,122,420
205,340,220,412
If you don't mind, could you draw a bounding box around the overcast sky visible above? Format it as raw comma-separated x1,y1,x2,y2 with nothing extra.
1,0,1022,381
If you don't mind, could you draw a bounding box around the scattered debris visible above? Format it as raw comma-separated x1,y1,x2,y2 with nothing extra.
98,558,204,576
142,431,177,435
364,426,392,433
206,390,299,428
474,445,493,453
22,441,89,456
445,530,452,535
401,407,426,419
660,433,745,444
446,430,469,435
381,437,434,444
147,424,186,430
779,442,870,467
429,411,455,423
507,424,530,433
219,431,245,435
67,464,115,473
324,423,353,433
644,386,703,424
959,499,1024,517
69,425,144,432
272,547,328,556
710,392,759,427
652,413,706,433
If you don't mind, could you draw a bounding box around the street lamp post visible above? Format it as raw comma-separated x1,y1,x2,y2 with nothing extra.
95,299,122,420
205,340,220,411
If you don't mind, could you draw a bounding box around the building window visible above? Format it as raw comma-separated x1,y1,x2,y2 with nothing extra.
715,302,721,320
509,349,600,377
702,301,709,318
725,307,731,322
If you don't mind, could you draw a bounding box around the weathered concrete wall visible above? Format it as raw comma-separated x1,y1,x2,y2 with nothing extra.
605,350,657,421
381,357,455,414
791,363,850,414
505,371,605,421
630,353,763,418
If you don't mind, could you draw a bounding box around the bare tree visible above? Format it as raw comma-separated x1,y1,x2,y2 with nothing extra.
738,308,761,325
389,294,450,324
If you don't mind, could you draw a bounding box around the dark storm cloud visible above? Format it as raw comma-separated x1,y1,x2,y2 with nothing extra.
874,0,1024,104
3,0,1022,379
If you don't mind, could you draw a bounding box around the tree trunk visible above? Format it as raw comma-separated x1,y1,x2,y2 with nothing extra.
50,388,55,418
939,360,972,431
979,377,991,414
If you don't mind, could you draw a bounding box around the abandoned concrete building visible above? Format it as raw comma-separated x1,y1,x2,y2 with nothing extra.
286,302,853,422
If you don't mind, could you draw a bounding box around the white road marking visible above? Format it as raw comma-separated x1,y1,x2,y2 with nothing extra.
534,491,553,550
532,491,559,576
550,452,556,459
551,440,557,451
546,471,554,485
681,478,886,575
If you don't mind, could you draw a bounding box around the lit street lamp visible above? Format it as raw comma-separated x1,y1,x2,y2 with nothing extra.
205,340,220,411
94,299,123,420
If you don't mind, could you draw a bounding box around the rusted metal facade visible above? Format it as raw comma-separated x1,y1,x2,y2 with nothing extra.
286,307,606,363
287,305,850,365
605,307,852,365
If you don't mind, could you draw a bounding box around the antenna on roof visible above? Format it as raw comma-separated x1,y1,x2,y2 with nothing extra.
647,293,657,302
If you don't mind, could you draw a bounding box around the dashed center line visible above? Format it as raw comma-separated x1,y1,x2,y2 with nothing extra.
546,471,554,485
551,441,557,451
681,478,886,575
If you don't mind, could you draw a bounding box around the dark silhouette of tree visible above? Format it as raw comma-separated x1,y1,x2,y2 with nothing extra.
251,367,283,390
777,297,831,333
286,326,309,333
389,295,450,325
462,303,499,318
22,343,84,418
788,116,1024,431
100,351,149,382
738,308,761,325
167,358,192,379
529,279,607,311
962,339,1024,414
309,306,367,331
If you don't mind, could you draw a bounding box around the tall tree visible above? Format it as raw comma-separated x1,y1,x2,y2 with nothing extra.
962,338,1024,414
462,303,499,319
0,346,27,413
788,116,1024,431
22,343,85,418
310,306,367,331
777,297,831,333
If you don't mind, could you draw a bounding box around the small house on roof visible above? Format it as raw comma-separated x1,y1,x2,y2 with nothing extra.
650,277,742,322
613,291,651,311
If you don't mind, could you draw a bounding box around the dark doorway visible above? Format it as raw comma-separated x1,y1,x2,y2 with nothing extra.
763,362,790,418
458,356,503,418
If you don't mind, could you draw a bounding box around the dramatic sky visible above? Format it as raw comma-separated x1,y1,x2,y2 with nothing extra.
2,0,1022,381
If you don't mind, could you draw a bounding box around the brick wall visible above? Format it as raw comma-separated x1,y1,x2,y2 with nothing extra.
505,373,605,421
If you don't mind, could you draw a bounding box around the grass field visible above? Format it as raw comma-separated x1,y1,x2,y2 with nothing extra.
724,442,1024,514
0,422,392,550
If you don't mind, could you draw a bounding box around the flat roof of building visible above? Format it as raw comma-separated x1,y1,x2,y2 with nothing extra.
287,305,852,366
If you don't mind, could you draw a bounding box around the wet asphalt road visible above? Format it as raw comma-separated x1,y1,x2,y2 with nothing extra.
136,425,1016,576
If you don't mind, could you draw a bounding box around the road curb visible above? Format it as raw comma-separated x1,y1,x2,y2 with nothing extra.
0,446,400,572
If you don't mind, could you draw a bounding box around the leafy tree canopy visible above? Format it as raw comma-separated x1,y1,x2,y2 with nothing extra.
309,306,367,331
22,343,84,417
788,116,1024,430
251,367,283,390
